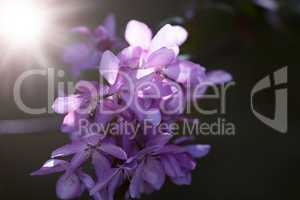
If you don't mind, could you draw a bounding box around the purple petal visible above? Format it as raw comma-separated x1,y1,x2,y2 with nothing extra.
129,162,144,198
100,144,127,160
83,134,104,146
94,25,110,41
146,133,173,147
144,47,175,68
184,144,211,158
125,20,152,49
164,60,206,84
52,95,81,114
121,134,139,157
205,70,232,84
171,173,192,185
70,26,92,36
56,173,82,200
140,182,155,195
108,172,123,200
164,61,191,83
78,172,95,190
90,169,119,195
142,108,161,126
69,51,101,76
99,51,120,85
142,158,165,190
176,154,196,171
164,155,185,177
51,141,86,158
75,80,99,96
160,156,176,177
173,136,195,145
77,172,103,200
92,151,111,180
95,101,115,125
67,151,90,175
172,25,188,46
63,43,91,65
123,92,161,126
149,24,188,54
157,144,185,155
163,92,186,115
135,68,155,79
136,74,167,98
61,111,77,133
92,193,102,200
118,46,143,68
31,159,68,176
102,14,116,37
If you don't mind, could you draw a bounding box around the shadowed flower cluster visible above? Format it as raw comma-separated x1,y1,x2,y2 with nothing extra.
64,14,123,76
32,19,232,200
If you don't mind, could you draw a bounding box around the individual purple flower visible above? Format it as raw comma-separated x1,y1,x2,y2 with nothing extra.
52,80,132,137
130,134,210,192
51,134,127,176
31,159,102,200
119,20,187,78
125,20,188,56
32,135,129,199
52,80,101,134
64,14,123,76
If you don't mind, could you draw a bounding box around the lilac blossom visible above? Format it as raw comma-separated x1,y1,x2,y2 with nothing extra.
33,18,232,200
31,159,102,200
52,80,132,138
64,15,123,76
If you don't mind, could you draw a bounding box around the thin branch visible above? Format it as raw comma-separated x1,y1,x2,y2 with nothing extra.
0,117,62,135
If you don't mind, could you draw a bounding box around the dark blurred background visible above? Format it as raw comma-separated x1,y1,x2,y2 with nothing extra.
0,0,298,199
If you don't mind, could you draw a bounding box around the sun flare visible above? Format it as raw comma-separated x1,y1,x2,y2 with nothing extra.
0,1,46,46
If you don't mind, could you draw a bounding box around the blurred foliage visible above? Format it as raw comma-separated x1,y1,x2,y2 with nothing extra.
166,0,300,66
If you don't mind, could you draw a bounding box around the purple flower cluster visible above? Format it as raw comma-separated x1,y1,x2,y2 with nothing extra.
32,19,232,200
